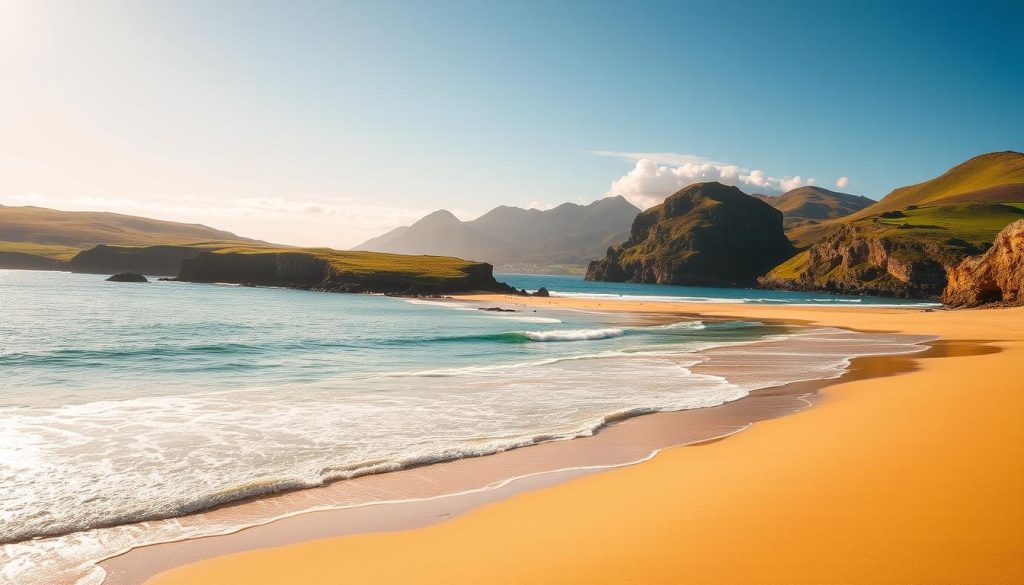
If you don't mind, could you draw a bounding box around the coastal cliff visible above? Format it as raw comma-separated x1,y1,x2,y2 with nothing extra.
758,223,968,298
586,182,795,287
176,248,516,295
761,152,1024,299
69,245,205,276
943,220,1024,307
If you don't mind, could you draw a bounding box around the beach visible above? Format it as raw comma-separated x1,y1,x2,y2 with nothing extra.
138,298,1024,585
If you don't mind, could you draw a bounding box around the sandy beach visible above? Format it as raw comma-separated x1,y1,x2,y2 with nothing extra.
137,298,1024,585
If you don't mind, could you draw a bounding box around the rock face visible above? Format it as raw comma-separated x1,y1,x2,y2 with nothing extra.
943,220,1024,307
106,272,148,282
759,224,968,298
69,245,204,276
176,250,516,295
586,182,795,287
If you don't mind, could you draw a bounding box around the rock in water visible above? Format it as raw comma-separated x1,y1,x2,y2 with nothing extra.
534,287,550,297
106,272,148,282
943,219,1024,307
586,182,795,287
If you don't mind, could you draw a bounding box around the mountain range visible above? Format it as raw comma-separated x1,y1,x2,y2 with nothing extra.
354,196,641,274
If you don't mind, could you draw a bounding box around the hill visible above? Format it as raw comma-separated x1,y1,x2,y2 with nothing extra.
354,196,640,274
586,182,794,287
755,186,875,228
761,151,1024,298
0,204,259,270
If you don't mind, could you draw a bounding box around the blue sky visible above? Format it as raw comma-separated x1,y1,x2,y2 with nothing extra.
1,0,1021,246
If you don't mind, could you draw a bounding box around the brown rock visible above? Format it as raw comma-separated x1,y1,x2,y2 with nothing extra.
943,220,1024,307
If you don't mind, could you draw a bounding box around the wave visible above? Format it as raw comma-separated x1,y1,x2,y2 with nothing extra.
521,328,625,342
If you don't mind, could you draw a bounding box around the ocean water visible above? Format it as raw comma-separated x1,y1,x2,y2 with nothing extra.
0,270,934,584
497,273,942,306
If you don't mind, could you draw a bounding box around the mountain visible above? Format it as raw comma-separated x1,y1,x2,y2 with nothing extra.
354,196,641,273
760,151,1024,298
755,186,875,228
585,182,795,287
0,204,259,270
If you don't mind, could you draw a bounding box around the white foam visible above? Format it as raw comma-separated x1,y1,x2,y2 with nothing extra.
522,328,625,342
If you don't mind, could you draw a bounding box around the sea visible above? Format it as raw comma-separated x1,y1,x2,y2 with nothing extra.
0,270,937,584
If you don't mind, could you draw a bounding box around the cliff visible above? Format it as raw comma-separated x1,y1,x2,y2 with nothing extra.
761,152,1024,298
585,182,795,287
943,220,1024,307
69,245,206,276
176,248,516,295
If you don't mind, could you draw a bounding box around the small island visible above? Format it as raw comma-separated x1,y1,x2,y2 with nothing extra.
106,272,148,282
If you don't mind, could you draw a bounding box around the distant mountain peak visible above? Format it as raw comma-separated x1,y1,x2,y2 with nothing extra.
353,195,641,272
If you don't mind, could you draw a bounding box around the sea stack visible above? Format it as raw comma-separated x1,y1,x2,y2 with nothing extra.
586,182,795,287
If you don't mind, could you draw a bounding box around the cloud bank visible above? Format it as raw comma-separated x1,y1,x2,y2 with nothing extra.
594,151,817,209
836,176,850,188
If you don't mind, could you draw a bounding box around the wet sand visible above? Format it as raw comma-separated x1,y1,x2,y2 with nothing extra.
100,321,922,584
142,300,1024,585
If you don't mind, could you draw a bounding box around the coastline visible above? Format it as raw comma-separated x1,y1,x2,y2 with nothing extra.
139,298,1024,585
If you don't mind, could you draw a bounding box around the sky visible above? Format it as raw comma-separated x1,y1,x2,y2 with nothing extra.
1,0,1021,248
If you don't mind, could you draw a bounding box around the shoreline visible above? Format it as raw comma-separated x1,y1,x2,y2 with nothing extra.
140,298,1024,585
99,318,920,584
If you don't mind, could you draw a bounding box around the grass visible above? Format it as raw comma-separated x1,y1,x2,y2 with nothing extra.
846,151,1024,219
858,202,1024,247
207,246,484,280
0,205,257,249
0,240,83,261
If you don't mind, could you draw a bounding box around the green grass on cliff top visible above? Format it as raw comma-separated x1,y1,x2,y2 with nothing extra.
858,202,1024,246
766,202,1024,282
0,240,82,260
209,246,483,280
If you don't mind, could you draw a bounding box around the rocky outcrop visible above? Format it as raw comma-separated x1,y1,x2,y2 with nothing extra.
176,250,517,295
759,224,973,298
69,245,204,276
586,182,795,287
943,220,1024,307
106,272,148,282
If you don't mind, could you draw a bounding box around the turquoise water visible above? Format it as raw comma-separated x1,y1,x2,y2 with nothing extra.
497,273,941,306
0,270,933,584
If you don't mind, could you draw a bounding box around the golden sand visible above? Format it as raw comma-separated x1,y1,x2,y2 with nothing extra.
147,300,1024,585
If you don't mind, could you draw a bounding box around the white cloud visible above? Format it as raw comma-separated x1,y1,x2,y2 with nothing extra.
597,152,816,209
836,176,850,189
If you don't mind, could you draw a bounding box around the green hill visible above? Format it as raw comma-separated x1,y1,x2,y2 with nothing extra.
761,151,1024,298
0,204,260,270
756,186,875,228
586,182,794,287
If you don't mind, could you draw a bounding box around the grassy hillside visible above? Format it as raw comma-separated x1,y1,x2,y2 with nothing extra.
786,151,1024,248
759,186,875,227
846,151,1024,220
0,204,260,269
0,204,255,247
